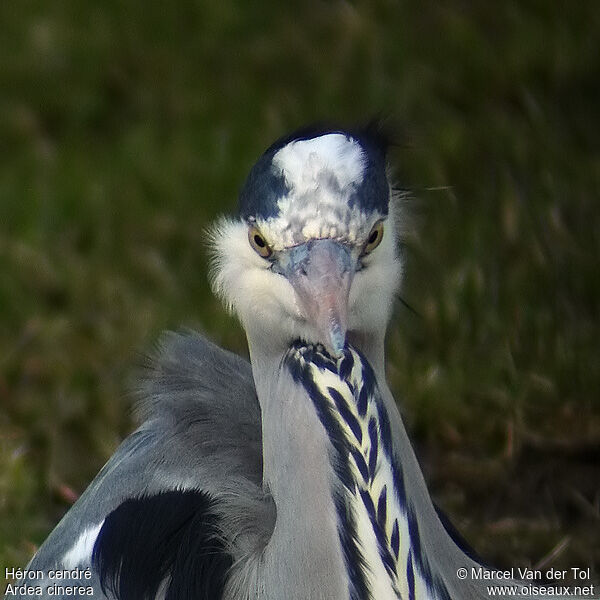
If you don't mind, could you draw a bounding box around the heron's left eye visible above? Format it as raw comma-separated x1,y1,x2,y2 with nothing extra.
364,220,384,254
248,226,272,258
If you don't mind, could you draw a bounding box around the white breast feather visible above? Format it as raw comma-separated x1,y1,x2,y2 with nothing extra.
305,348,435,599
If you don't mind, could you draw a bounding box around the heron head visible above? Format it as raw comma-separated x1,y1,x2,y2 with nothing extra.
210,126,402,358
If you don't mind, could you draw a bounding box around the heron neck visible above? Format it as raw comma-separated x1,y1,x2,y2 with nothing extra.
248,341,426,599
247,339,557,600
247,342,351,598
248,341,469,600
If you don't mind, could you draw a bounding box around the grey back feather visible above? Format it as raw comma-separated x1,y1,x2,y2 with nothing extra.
135,331,275,559
136,330,263,486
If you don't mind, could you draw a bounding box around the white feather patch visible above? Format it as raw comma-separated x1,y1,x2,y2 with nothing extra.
61,521,105,568
255,134,376,250
272,134,366,194
293,346,433,599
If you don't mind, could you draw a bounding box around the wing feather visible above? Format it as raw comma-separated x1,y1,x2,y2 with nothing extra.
17,332,272,600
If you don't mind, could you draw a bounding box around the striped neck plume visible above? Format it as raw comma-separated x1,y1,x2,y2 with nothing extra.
284,342,451,600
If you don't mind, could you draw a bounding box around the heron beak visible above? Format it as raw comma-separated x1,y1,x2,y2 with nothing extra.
278,239,354,357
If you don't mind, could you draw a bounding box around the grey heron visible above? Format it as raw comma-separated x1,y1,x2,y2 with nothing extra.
8,125,571,600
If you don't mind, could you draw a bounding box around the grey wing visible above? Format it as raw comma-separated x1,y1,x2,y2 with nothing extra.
10,332,273,600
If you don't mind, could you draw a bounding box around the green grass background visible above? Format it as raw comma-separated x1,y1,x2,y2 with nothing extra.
1,0,599,589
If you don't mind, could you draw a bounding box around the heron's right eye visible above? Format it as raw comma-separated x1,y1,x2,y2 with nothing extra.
248,226,272,258
363,220,384,254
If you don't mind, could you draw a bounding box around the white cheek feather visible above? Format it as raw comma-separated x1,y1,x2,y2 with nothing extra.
349,204,402,336
208,218,302,338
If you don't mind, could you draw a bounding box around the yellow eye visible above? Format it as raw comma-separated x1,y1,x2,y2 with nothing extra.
248,226,272,258
364,220,384,254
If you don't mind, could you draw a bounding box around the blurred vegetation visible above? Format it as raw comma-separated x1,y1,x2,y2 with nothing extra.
1,0,598,590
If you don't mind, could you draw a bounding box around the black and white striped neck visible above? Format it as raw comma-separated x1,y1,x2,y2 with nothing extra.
284,342,451,600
